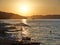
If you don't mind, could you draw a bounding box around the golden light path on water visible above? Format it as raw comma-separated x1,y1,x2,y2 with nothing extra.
22,19,27,24
21,19,29,37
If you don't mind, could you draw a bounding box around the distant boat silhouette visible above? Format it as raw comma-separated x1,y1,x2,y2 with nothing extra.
49,30,52,34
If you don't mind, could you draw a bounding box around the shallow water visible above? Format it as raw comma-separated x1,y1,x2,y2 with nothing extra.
27,19,60,45
0,19,60,45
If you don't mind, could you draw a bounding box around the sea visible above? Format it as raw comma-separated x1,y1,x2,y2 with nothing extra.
0,19,60,45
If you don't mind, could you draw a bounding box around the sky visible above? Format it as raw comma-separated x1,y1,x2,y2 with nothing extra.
0,0,60,16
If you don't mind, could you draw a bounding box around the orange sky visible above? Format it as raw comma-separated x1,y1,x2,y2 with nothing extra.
0,0,60,16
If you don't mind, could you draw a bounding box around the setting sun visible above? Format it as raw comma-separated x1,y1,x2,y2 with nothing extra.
18,4,29,16
20,5,28,13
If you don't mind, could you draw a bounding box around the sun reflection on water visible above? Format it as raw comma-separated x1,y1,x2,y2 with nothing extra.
22,19,27,24
21,19,30,37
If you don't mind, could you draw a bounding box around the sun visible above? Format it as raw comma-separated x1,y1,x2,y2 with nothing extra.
19,5,29,16
16,3,31,16
21,5,28,12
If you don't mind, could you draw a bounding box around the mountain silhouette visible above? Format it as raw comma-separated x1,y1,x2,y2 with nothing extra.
0,11,27,19
30,15,60,19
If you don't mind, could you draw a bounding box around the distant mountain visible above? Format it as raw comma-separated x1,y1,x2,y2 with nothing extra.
0,11,27,19
30,15,60,19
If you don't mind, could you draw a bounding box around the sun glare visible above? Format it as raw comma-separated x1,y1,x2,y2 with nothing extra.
16,3,31,16
21,5,28,12
22,19,27,24
18,4,29,16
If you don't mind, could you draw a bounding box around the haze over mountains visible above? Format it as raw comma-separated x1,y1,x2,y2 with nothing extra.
0,11,60,19
0,11,27,19
30,15,60,19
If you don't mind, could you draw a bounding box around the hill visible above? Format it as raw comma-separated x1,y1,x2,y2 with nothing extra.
30,15,60,19
0,11,27,19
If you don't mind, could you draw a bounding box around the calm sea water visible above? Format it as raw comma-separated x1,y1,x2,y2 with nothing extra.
0,19,60,45
27,19,60,45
